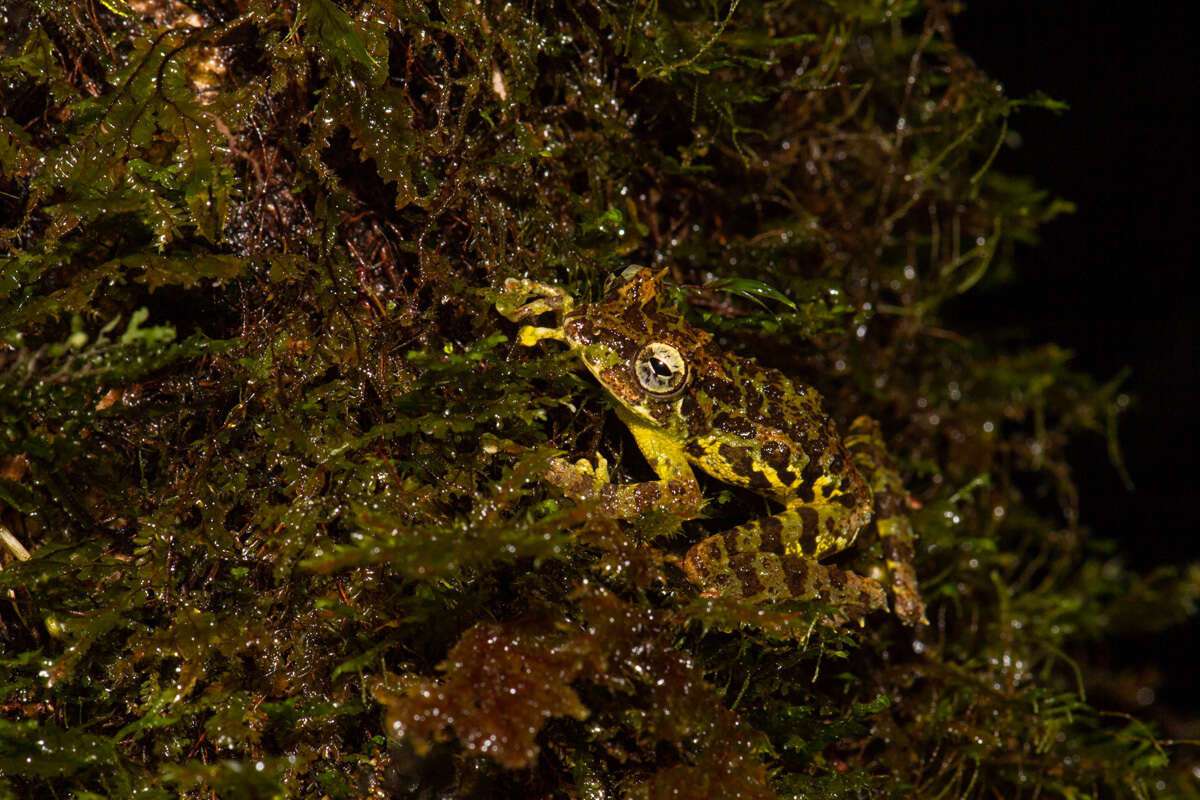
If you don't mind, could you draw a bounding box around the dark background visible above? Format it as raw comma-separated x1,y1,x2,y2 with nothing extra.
952,4,1197,718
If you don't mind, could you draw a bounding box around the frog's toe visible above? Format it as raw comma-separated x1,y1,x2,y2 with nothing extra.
563,453,607,483
893,586,929,626
545,457,592,498
496,279,574,324
590,453,610,483
516,324,567,346
546,454,611,498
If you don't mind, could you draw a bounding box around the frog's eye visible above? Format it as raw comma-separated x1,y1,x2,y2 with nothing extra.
634,342,688,397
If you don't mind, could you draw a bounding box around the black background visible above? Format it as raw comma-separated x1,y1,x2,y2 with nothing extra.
952,4,1197,719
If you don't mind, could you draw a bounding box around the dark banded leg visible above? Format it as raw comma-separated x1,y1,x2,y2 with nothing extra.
681,455,873,585
684,501,860,567
682,504,889,622
685,548,887,620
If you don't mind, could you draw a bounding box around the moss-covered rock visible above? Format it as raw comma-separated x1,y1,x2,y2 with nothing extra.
1,1,1195,797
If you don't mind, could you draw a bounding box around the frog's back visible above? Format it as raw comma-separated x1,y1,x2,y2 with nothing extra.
680,346,868,508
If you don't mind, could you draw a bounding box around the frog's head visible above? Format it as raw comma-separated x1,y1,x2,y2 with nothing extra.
562,267,712,424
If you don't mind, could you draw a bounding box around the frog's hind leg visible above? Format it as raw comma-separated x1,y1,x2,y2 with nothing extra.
685,499,864,567
682,498,888,620
844,416,928,625
690,549,888,621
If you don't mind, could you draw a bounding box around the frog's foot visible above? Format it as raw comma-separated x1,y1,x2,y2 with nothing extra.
545,453,702,521
687,550,888,623
546,453,611,497
495,278,575,323
845,416,929,626
877,517,928,626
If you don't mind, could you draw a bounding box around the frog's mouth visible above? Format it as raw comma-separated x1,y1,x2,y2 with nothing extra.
574,346,640,408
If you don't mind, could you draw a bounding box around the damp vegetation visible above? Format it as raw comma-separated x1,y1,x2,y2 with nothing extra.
1,1,1197,797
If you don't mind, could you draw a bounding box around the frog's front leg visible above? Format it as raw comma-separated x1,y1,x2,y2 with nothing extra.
546,406,703,519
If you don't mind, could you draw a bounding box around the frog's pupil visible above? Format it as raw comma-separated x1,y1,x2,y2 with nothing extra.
650,358,672,377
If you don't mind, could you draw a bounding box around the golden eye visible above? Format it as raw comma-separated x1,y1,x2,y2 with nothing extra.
634,342,687,397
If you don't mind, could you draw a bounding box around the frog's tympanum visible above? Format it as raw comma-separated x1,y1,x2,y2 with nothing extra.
496,268,926,625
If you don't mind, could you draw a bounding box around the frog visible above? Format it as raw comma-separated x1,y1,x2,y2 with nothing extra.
495,267,926,625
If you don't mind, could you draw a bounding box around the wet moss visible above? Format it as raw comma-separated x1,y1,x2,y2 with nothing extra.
1,1,1196,797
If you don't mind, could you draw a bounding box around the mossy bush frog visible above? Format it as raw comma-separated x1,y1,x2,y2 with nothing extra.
496,268,925,625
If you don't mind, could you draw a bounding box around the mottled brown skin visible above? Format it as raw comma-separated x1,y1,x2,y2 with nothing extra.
497,268,926,625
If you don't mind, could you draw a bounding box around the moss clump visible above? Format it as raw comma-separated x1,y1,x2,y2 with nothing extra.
1,1,1196,797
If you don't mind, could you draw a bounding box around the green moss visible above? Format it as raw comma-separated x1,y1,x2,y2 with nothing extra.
1,1,1195,797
